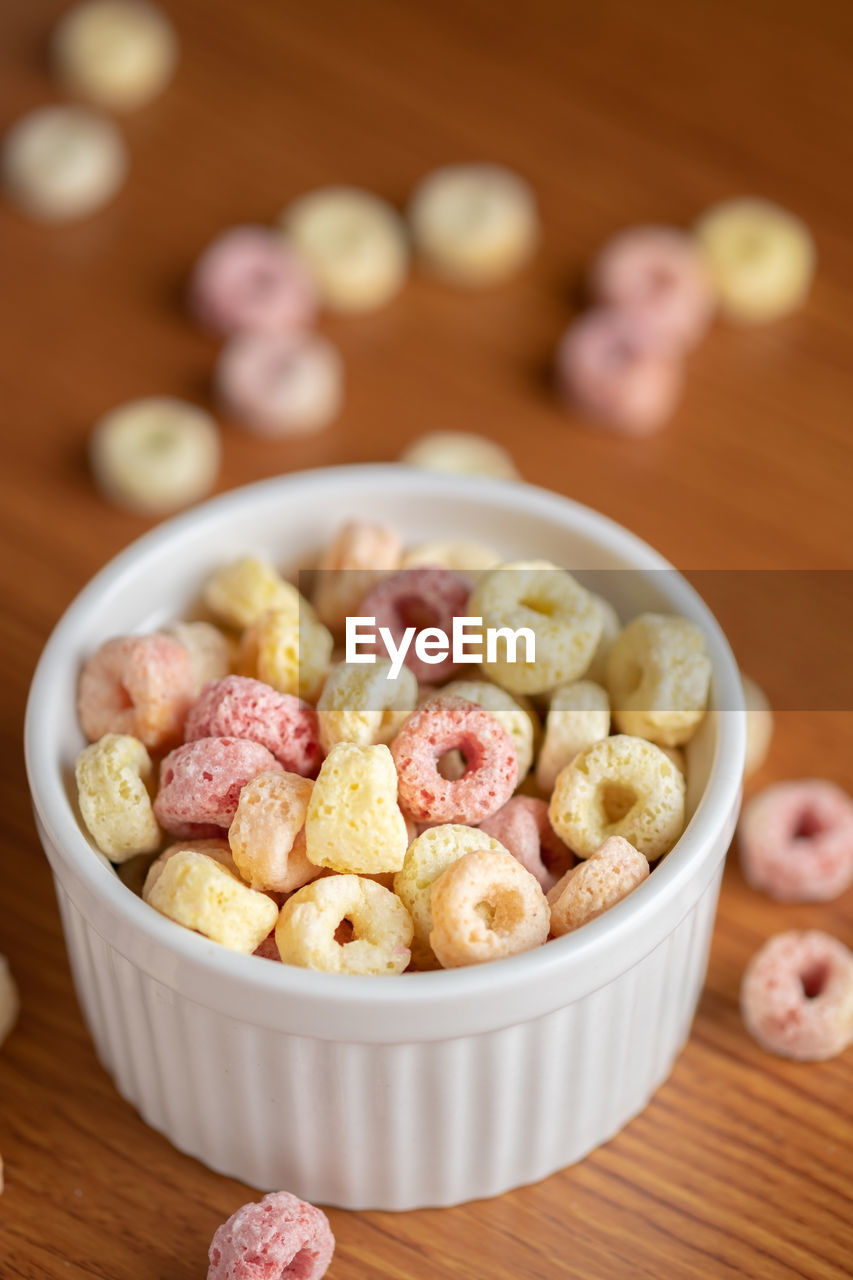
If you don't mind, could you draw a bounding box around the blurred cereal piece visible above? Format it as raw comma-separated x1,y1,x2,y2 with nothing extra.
694,197,816,324
400,430,519,480
89,397,220,515
607,613,711,747
408,163,538,286
188,226,317,337
279,186,408,313
77,633,194,750
741,672,774,780
203,556,299,631
2,104,127,221
740,930,853,1061
401,539,501,573
738,779,853,903
312,519,402,633
239,605,333,702
160,621,231,695
0,955,19,1049
216,331,343,437
51,0,178,111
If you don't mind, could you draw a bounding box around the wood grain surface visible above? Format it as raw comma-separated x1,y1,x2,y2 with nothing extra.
1,1,852,1276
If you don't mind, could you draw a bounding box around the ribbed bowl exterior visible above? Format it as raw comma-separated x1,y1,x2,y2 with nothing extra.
54,863,723,1210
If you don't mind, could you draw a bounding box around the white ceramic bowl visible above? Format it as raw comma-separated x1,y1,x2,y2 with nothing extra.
25,465,744,1210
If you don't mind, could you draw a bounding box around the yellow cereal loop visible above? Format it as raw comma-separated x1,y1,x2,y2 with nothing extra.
305,742,409,874
317,659,417,753
275,874,413,975
584,594,621,684
203,556,300,630
607,613,711,747
393,823,511,968
145,848,278,953
142,837,235,899
549,734,685,862
536,680,610,793
400,540,502,574
240,604,333,702
438,679,535,780
228,771,319,893
469,560,602,696
75,733,161,861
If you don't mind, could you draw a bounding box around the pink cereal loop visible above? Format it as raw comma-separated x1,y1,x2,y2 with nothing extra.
77,634,195,751
738,779,853,902
185,675,321,777
207,1189,334,1280
479,795,574,891
391,696,518,824
154,736,283,833
740,930,853,1061
358,566,471,682
189,225,317,337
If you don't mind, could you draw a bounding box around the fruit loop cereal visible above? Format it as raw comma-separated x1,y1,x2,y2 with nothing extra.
312,519,402,633
401,538,502,574
584,594,621,685
479,796,573,891
391,696,518,824
740,931,853,1061
78,633,194,751
547,835,649,936
738,780,853,903
189,225,317,336
277,874,413,975
607,612,711,747
399,431,520,481
317,660,417,753
549,734,685,861
75,733,161,860
160,621,230,695
207,1191,334,1280
216,330,343,438
204,556,301,630
2,104,127,222
305,742,409,873
154,737,282,833
429,849,550,967
52,0,178,112
229,771,318,893
469,562,602,695
185,675,321,777
438,679,536,780
536,680,610,794
357,566,472,683
145,848,278,953
240,605,333,703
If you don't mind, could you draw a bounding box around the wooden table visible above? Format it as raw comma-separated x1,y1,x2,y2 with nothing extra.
1,1,851,1276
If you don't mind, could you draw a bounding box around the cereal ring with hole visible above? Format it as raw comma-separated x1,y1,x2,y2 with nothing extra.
479,796,574,891
536,680,610,793
584,594,621,685
394,823,512,967
75,733,161,861
437,679,535,781
469,560,602,696
408,164,538,287
305,742,409,874
188,225,317,337
51,0,178,112
239,605,333,703
549,733,685,861
399,431,519,480
359,567,472,683
607,613,711,747
547,835,649,936
208,1191,334,1280
312,519,402,633
276,874,412,975
0,954,19,1049
78,633,194,750
695,197,816,325
429,849,549,968
203,556,299,631
216,331,343,438
589,225,715,352
555,309,684,436
154,737,282,833
185,675,321,777
145,848,278,953
401,539,502,574
740,930,853,1061
392,696,518,825
142,837,236,900
2,104,127,221
317,660,417,754
738,780,853,903
229,771,319,893
160,621,231,695
280,186,408,313
742,672,773,780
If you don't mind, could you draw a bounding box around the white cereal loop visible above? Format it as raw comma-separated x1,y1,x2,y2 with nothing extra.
276,875,413,975
317,660,418,753
429,849,550,968
547,835,649,936
75,733,161,861
408,164,539,286
401,539,502,574
228,771,318,894
0,956,20,1049
437,679,535,780
393,823,510,968
584,594,621,685
279,186,408,313
742,672,774,780
90,397,220,515
145,848,278,953
607,612,711,747
239,605,333,703
2,105,127,221
469,560,603,696
203,557,300,630
536,680,610,794
305,742,409,874
695,197,816,325
52,0,178,112
548,734,686,861
312,519,402,633
400,431,519,481
160,620,231,695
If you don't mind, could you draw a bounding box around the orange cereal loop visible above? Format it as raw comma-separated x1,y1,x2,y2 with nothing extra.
312,519,402,632
77,633,194,750
275,874,413,975
429,849,550,968
229,771,319,893
547,835,649,936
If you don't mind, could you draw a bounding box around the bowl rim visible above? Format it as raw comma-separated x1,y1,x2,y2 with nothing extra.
25,464,745,1035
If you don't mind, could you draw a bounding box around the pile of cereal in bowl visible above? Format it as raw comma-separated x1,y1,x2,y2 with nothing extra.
73,520,713,973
